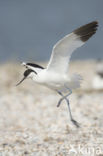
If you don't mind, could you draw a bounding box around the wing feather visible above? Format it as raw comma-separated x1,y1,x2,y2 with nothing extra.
47,21,98,74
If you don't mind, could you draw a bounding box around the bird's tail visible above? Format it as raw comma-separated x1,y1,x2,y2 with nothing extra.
68,73,83,89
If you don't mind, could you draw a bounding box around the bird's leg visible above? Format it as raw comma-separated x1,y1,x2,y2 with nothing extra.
65,98,80,128
57,91,80,128
57,88,72,107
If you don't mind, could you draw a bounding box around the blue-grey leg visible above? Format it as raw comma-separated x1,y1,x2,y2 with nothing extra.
57,91,80,128
57,89,72,107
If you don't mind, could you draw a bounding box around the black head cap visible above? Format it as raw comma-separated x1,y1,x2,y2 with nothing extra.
16,69,37,86
24,69,37,77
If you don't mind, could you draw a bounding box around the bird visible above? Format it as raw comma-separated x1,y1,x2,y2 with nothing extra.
16,21,98,128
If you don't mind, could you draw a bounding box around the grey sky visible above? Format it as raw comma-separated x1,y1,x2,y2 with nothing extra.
0,0,102,62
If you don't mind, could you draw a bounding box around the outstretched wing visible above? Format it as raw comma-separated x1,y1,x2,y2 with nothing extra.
46,21,98,74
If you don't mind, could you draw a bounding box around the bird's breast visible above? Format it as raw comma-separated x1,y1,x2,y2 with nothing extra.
35,70,67,85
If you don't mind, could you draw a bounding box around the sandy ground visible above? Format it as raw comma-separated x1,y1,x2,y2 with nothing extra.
0,60,103,156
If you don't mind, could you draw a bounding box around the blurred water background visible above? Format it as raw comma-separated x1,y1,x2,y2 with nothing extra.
0,0,102,63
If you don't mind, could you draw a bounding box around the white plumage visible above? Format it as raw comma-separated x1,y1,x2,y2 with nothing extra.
17,21,98,127
47,33,84,74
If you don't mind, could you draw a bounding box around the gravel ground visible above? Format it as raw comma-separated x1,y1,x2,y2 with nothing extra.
0,60,103,156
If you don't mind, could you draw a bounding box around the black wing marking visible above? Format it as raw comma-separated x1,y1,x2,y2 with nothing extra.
26,63,44,69
74,21,98,42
